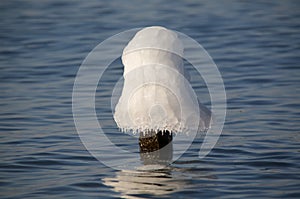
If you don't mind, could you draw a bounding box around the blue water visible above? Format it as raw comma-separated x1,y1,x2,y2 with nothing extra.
1,0,300,198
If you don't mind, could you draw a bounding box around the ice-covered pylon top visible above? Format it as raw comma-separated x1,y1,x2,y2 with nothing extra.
122,26,184,76
123,26,183,57
114,26,211,134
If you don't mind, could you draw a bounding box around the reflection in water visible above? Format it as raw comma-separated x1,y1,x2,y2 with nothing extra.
102,139,219,198
103,163,217,198
103,169,183,198
102,141,219,198
103,141,182,198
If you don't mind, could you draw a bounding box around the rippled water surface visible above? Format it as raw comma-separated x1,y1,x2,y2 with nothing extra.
1,0,300,198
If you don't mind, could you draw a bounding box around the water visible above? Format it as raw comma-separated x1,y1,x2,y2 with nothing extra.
1,0,300,198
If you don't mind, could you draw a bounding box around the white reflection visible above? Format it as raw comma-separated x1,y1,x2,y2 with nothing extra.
103,141,184,198
103,169,184,198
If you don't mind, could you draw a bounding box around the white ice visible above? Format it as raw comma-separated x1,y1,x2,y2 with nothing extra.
114,26,211,134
